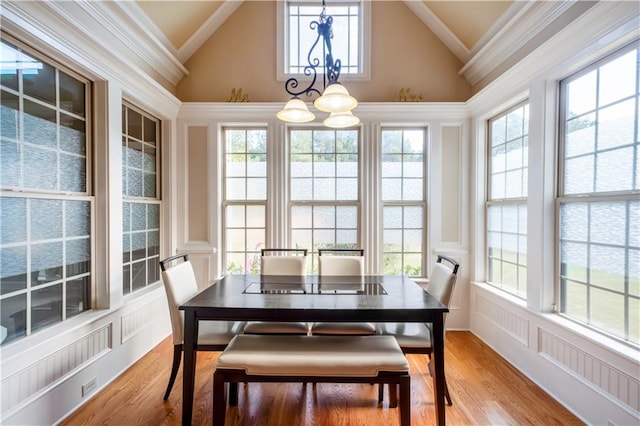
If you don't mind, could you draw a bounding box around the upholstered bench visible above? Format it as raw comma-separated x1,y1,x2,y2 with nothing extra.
212,334,411,426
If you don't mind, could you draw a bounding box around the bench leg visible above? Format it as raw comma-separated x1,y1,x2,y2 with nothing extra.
212,371,226,426
389,383,398,408
399,376,411,426
229,382,239,406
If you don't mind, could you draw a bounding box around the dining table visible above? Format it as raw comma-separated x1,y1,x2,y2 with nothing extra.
179,274,449,425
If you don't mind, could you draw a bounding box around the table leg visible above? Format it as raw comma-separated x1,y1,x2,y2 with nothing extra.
432,314,446,426
182,310,197,425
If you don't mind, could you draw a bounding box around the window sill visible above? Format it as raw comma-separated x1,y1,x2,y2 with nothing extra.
471,280,527,307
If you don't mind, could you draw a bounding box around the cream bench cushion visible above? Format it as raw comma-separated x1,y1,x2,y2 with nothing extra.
216,335,409,377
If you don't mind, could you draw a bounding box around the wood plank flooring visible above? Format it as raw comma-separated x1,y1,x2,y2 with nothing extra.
61,331,584,425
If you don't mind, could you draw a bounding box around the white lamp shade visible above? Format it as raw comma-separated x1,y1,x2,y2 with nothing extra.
276,98,315,123
313,83,358,113
323,111,360,128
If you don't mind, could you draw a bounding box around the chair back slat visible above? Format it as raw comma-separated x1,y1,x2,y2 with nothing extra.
261,248,308,256
318,249,364,256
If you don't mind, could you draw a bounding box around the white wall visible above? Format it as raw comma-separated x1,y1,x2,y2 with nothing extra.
468,3,640,425
0,3,180,424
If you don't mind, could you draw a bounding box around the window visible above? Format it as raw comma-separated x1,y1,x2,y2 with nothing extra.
122,103,160,294
0,37,91,344
222,128,267,274
558,43,639,346
289,129,359,272
381,129,427,276
486,103,529,298
279,0,370,80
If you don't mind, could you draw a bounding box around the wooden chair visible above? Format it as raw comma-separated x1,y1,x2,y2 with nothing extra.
159,253,245,400
377,254,460,405
241,248,310,335
310,249,377,336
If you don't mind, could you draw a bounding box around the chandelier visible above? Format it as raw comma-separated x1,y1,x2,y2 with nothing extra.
276,0,360,128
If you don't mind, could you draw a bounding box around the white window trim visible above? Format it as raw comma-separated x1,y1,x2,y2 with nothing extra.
276,0,371,83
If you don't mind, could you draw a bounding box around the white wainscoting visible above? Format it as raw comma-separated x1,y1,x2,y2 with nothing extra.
538,329,640,414
0,289,171,425
471,282,640,425
0,323,112,419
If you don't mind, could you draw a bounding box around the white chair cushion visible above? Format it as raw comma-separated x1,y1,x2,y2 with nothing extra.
377,322,432,349
216,335,408,377
311,321,376,335
198,321,246,346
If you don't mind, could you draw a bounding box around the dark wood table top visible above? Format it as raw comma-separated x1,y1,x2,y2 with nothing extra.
180,274,448,322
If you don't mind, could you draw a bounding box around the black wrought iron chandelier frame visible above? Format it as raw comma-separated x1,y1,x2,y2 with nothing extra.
284,0,342,100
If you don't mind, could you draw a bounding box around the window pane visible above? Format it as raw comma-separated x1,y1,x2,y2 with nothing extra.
291,204,358,272
597,99,634,151
66,276,90,319
567,70,597,117
564,155,594,194
31,284,62,332
24,145,57,190
381,129,424,202
60,153,86,193
487,102,529,298
565,113,596,157
1,294,26,343
489,103,528,200
599,50,636,106
596,147,633,192
590,287,624,338
383,204,424,277
59,71,85,116
287,2,361,75
381,128,426,276
559,45,639,345
562,279,587,322
122,104,160,292
290,129,358,201
60,113,86,155
223,130,267,275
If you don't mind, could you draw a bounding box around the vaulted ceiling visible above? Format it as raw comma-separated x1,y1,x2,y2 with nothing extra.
137,1,514,66
109,0,603,100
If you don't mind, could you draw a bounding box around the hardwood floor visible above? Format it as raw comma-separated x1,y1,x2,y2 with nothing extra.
61,331,583,425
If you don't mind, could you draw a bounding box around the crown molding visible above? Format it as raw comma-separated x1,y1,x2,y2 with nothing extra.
460,1,591,87
468,1,529,57
1,0,188,87
78,1,188,86
1,1,182,118
403,0,470,63
467,1,640,117
178,0,245,64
